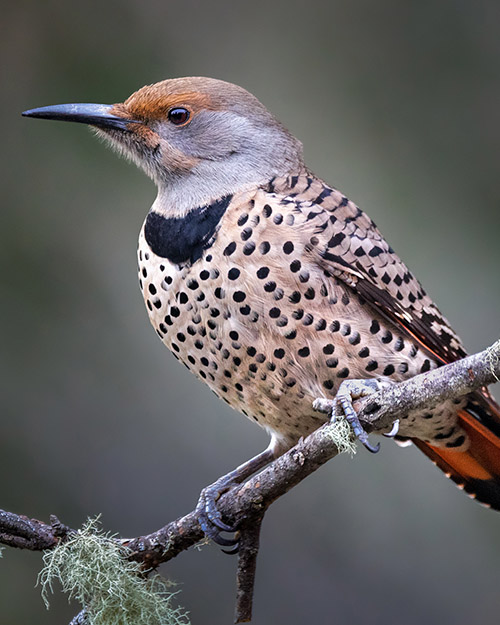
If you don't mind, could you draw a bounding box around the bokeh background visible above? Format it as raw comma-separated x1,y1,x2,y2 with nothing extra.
1,1,500,623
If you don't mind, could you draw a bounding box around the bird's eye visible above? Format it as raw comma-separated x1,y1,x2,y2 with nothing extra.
168,108,190,126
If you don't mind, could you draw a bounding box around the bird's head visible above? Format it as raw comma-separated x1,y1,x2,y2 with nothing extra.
23,77,304,213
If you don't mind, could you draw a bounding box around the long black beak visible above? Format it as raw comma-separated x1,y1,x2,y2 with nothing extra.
22,103,141,131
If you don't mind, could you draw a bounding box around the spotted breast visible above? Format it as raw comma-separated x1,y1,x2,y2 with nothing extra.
137,173,468,453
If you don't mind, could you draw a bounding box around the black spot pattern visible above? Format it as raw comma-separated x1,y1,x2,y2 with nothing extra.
138,172,463,454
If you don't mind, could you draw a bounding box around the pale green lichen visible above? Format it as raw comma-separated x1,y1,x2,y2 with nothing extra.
39,518,189,625
322,416,357,456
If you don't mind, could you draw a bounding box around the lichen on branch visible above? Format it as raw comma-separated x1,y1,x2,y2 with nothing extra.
39,517,189,625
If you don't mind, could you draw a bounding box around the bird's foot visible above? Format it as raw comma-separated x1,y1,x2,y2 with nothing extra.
196,475,241,554
195,448,275,554
314,378,393,453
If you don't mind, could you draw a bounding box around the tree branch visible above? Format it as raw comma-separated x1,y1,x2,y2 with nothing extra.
1,339,499,623
234,515,263,623
0,510,58,550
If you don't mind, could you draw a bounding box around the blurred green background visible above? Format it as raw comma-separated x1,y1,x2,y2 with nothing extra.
1,0,499,623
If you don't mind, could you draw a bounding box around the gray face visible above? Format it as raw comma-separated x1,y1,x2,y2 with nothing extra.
103,104,303,198
154,109,258,161
24,77,306,213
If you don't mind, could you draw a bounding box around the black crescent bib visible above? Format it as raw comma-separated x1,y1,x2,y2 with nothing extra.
144,195,232,265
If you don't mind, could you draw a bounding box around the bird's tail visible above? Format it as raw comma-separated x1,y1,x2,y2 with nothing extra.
412,390,500,510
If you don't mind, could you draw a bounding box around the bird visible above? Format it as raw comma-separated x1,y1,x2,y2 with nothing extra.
23,77,500,541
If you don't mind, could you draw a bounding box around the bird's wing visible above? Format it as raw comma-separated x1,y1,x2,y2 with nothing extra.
265,173,466,365
261,174,500,510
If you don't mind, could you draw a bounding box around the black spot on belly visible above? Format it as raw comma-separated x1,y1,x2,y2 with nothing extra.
144,195,232,265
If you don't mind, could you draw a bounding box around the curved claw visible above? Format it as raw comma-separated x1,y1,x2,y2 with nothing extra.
195,450,274,553
212,518,236,533
358,432,380,453
383,419,400,438
363,439,381,453
222,542,240,555
211,533,240,548
196,480,241,551
327,379,388,454
198,514,240,547
204,493,237,533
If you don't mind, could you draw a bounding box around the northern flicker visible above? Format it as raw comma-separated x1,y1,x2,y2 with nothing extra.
23,78,500,540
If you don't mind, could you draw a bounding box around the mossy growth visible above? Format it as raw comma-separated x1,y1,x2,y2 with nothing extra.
323,416,357,456
39,518,190,625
